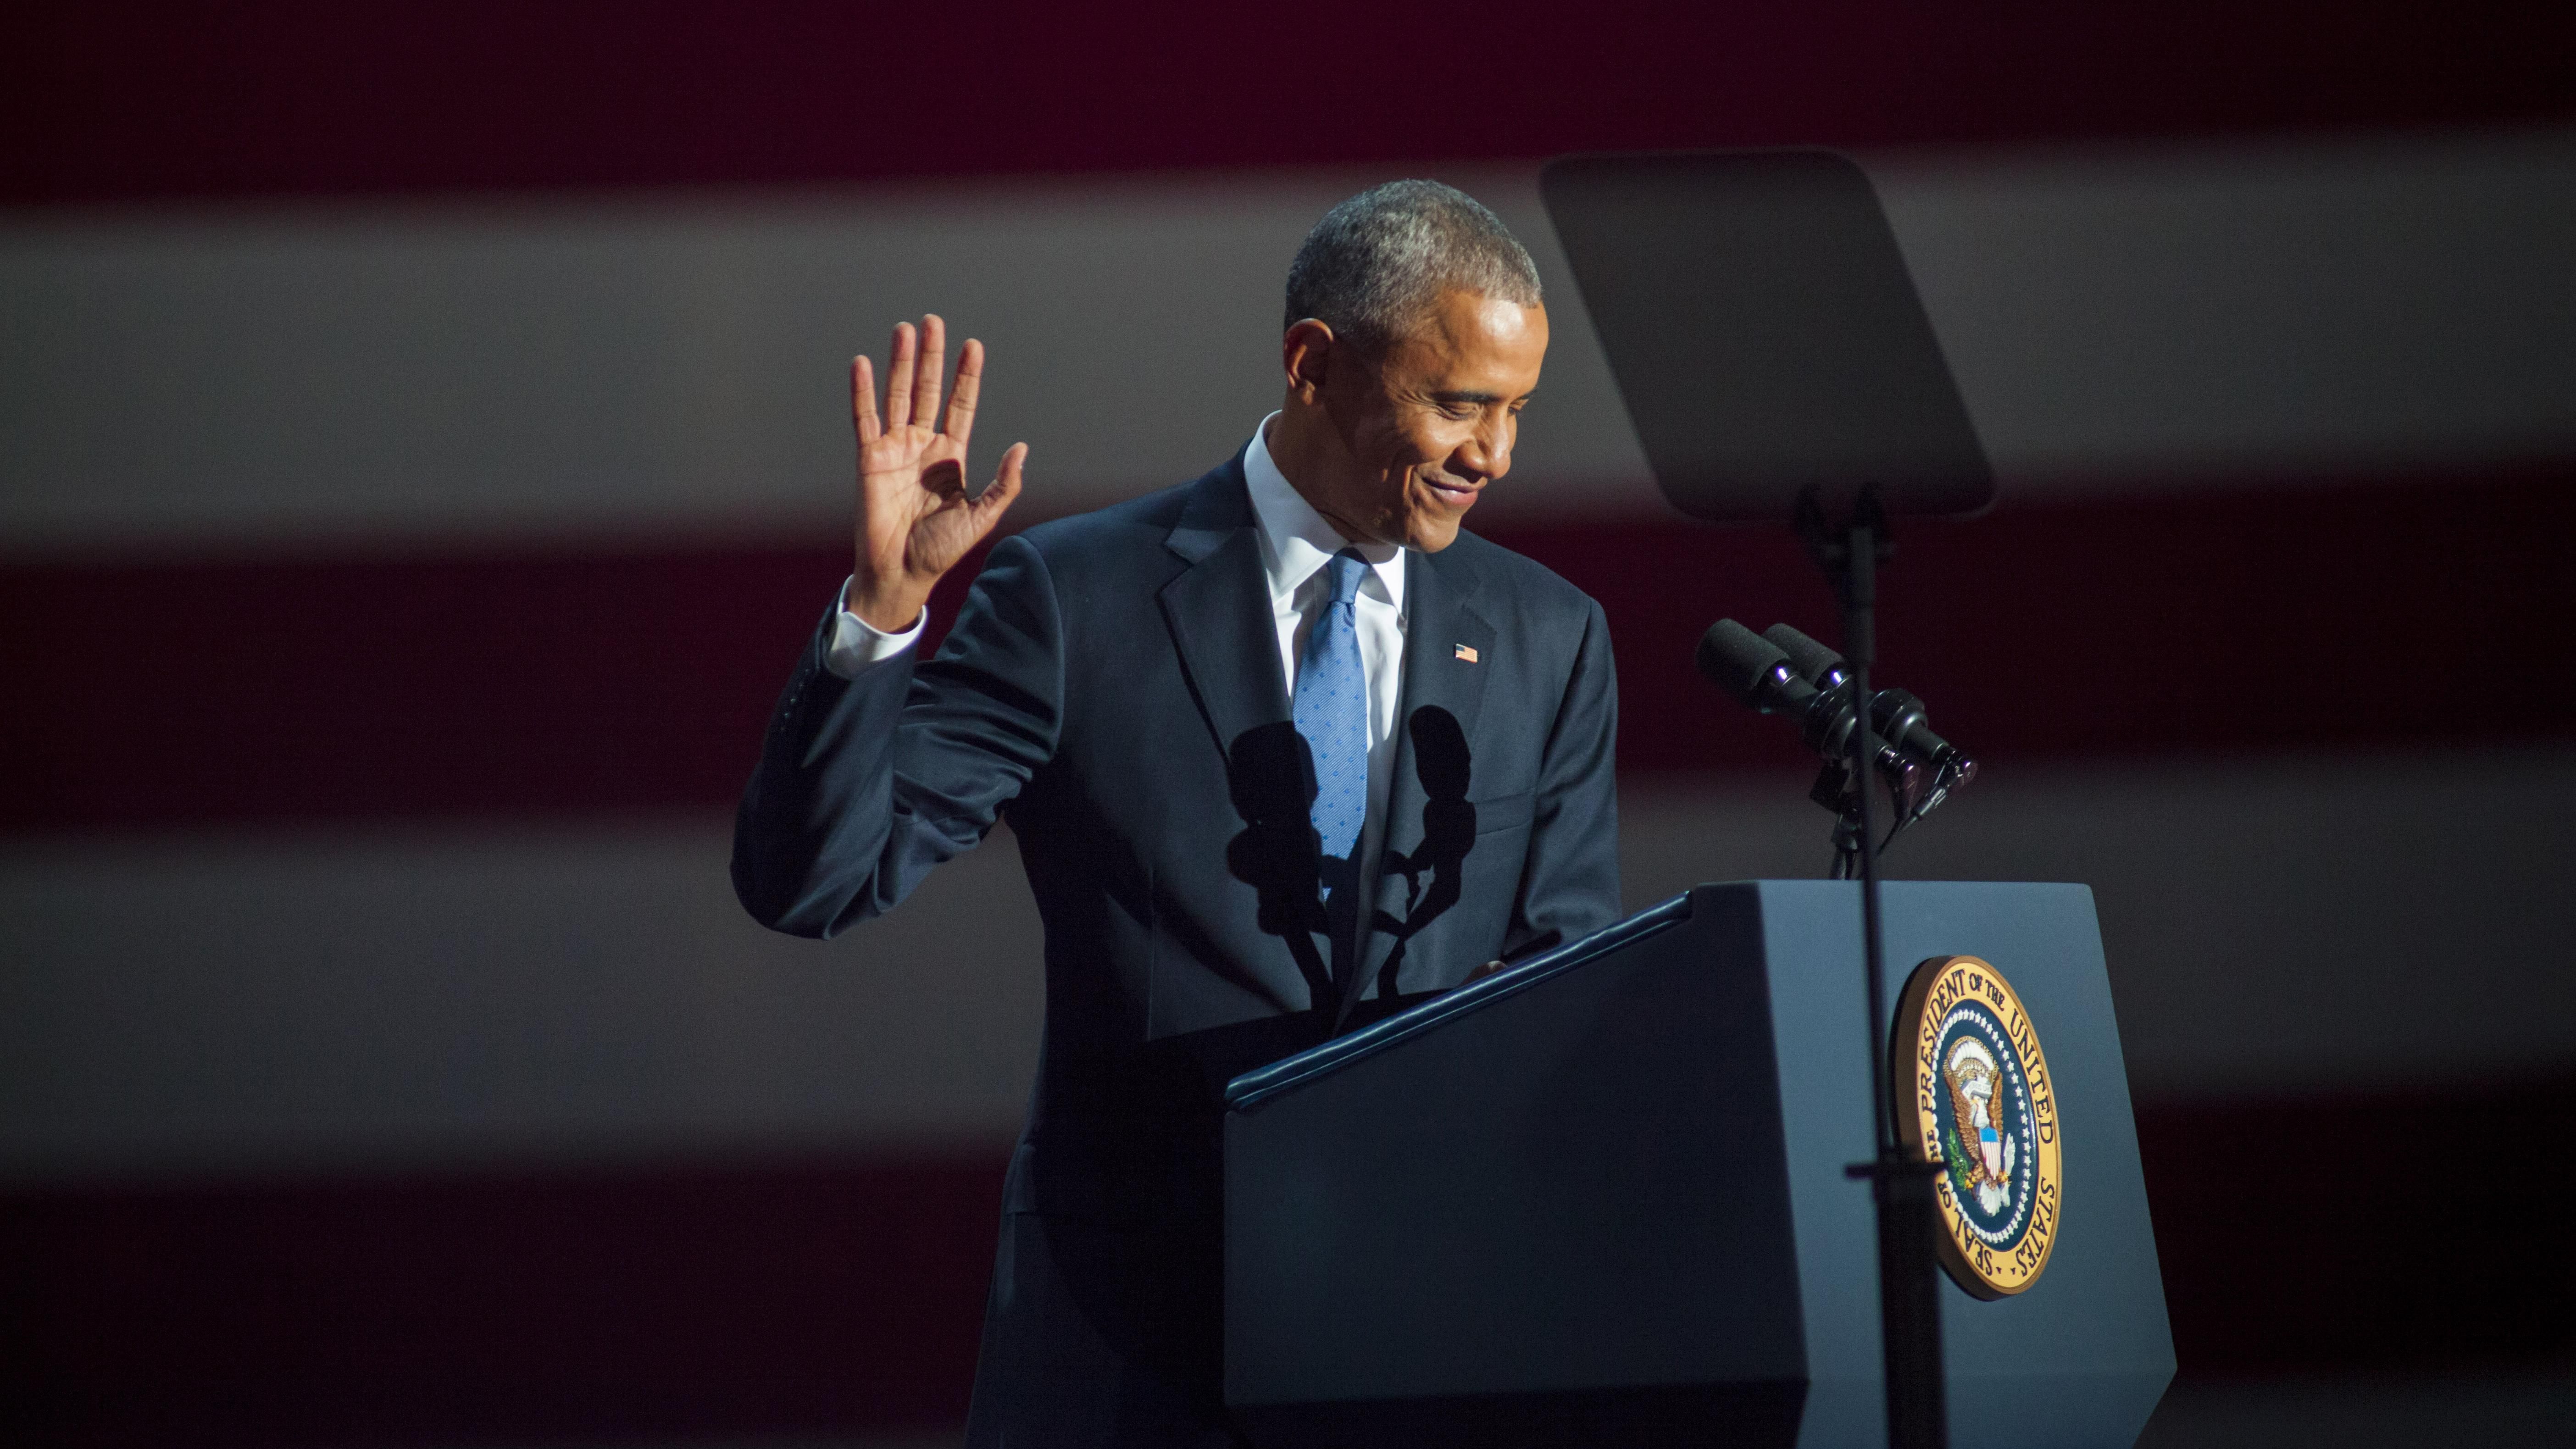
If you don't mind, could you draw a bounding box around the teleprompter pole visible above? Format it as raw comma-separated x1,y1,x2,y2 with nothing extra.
1801,484,1948,1449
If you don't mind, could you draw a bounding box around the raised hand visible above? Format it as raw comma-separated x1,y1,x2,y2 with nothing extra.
847,314,1029,631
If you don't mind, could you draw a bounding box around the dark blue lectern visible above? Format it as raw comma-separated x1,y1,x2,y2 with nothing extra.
1223,881,2173,1448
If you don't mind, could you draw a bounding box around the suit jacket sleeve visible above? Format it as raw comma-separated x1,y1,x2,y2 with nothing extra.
732,536,1064,938
1510,594,1622,952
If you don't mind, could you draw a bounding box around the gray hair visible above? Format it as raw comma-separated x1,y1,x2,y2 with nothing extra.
1284,180,1543,354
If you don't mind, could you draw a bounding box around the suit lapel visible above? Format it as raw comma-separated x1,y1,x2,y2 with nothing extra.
1159,457,1291,764
1348,540,1496,1015
1395,541,1496,753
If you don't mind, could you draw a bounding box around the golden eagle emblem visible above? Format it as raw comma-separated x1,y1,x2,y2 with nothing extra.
1892,954,2063,1299
1941,1037,2018,1218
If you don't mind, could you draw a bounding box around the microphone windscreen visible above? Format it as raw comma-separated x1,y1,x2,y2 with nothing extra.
1696,619,1788,705
1762,622,1845,685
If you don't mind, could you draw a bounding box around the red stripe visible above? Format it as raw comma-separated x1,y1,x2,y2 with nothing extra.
5,1153,1007,1444
1556,468,2576,772
6,1079,2567,1442
5,469,2570,835
5,0,2571,206
2138,1079,2576,1374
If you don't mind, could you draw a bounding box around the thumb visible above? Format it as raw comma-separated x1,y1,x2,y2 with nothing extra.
973,442,1029,521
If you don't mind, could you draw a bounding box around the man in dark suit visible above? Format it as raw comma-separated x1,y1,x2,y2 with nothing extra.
734,182,1621,1447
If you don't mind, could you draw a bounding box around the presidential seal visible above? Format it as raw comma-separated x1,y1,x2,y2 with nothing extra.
1892,955,2062,1299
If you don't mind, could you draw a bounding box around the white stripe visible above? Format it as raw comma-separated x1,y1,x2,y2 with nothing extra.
6,750,2568,1183
5,130,2571,548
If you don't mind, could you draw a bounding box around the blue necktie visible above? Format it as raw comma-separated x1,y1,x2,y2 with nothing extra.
1294,550,1371,894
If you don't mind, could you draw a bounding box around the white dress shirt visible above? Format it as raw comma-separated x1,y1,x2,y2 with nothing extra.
824,580,929,676
1239,415,1409,787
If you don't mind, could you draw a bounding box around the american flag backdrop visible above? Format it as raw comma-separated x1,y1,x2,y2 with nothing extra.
6,3,2574,1443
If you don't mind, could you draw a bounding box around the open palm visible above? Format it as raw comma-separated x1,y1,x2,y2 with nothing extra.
847,314,1028,630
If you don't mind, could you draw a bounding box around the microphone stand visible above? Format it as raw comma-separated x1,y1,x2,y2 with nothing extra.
1799,483,1948,1449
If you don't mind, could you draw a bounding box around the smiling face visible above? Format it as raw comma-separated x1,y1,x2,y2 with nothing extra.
1273,288,1549,553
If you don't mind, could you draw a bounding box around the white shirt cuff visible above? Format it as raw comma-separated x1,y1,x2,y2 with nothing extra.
823,576,926,679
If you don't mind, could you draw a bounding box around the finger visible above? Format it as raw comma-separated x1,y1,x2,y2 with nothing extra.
974,441,1028,517
911,314,946,431
943,338,984,444
883,321,917,428
851,355,881,444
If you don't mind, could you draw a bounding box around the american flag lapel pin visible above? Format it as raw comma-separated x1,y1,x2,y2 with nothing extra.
1454,644,1479,663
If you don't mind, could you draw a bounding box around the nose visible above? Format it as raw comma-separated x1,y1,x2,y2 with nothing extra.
1456,409,1514,483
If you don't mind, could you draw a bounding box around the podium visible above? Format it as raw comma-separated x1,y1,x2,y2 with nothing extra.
1222,881,2174,1448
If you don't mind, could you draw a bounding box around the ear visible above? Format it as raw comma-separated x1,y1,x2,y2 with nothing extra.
1282,319,1335,403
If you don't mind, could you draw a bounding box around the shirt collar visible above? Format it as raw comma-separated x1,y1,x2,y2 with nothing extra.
1243,414,1407,612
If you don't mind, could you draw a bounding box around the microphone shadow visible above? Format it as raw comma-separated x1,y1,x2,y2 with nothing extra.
1369,705,1473,1001
1224,721,1335,1016
1225,706,1482,1022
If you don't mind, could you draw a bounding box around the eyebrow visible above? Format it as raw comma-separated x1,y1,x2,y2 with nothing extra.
1432,389,1536,405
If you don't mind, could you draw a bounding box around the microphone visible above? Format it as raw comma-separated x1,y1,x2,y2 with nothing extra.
1761,621,1850,690
1762,623,1976,779
1696,621,1919,797
1695,619,1840,740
